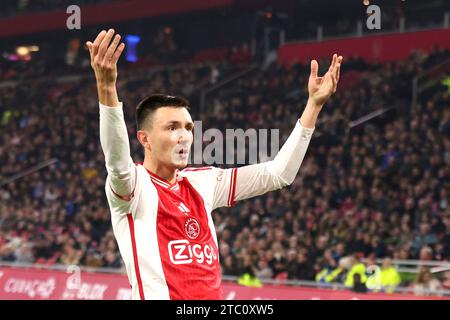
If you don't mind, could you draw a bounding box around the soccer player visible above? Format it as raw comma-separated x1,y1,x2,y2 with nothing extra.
86,29,343,300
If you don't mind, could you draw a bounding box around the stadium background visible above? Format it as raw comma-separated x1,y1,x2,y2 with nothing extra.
0,0,449,299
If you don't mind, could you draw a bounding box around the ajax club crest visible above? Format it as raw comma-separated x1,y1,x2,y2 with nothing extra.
184,218,200,240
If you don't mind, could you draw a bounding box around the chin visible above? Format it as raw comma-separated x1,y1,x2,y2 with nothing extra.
173,159,189,169
171,153,190,169
175,162,188,170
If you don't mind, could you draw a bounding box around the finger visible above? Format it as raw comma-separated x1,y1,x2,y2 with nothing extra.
328,54,337,73
331,55,341,77
111,43,126,64
310,60,319,78
336,63,341,84
337,56,343,82
86,41,93,57
334,56,343,83
324,69,336,92
103,34,121,63
330,70,337,90
98,29,115,61
92,30,107,57
332,64,340,93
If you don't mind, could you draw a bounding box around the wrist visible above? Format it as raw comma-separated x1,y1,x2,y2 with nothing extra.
97,82,116,91
97,83,120,107
307,97,323,110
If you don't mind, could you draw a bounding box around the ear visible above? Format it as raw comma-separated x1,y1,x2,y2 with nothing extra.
137,130,151,150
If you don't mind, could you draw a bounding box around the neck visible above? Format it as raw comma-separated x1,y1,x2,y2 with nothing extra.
143,156,177,184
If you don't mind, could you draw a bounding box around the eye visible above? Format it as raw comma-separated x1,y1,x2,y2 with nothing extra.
168,126,176,131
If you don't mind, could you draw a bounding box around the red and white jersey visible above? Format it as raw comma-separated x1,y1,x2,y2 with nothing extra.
99,103,314,300
106,164,237,299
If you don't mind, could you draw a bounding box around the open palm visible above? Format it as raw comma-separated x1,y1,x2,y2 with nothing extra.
86,29,125,86
308,54,343,106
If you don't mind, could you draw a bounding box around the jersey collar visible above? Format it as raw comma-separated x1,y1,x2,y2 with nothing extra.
145,168,180,190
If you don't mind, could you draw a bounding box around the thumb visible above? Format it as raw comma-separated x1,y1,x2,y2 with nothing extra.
310,60,318,78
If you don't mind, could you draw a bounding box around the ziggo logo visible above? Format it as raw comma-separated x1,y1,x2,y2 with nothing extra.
168,240,218,265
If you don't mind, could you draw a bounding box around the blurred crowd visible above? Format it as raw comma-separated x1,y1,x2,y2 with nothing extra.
206,47,450,294
0,41,449,296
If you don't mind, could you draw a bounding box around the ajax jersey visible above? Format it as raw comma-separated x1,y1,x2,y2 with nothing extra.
106,164,237,300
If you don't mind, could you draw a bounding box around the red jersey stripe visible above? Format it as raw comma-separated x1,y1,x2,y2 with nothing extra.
181,167,213,172
127,213,145,300
227,169,233,206
229,168,237,207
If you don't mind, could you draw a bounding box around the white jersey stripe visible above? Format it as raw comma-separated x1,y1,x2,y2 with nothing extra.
151,178,170,189
150,175,170,187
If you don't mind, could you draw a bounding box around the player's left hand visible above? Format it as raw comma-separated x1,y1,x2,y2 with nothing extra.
308,53,343,107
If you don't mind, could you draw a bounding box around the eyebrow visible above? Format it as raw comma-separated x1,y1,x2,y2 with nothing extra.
164,120,194,126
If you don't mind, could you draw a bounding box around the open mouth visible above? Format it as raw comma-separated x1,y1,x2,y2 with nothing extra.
176,148,189,158
174,144,189,160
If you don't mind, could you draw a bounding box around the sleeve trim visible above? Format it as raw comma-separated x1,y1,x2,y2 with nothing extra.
227,168,238,207
109,165,137,202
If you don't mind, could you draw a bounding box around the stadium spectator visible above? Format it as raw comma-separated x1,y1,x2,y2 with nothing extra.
351,273,368,293
379,258,402,293
412,267,443,296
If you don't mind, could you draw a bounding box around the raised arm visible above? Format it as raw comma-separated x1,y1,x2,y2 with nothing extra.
87,29,124,107
301,54,343,128
213,54,343,207
86,29,134,200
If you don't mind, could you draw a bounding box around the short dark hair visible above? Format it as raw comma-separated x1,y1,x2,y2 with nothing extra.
136,94,191,130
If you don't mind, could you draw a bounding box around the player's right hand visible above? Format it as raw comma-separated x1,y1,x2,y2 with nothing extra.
86,29,125,87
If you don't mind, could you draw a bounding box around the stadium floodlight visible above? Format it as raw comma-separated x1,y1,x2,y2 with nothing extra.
16,46,29,56
125,34,141,62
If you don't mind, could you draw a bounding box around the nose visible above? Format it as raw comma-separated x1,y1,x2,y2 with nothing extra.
177,128,191,144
